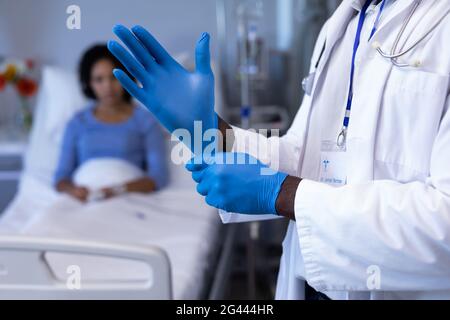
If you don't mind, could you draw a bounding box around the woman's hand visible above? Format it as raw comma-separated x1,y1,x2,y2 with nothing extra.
124,177,157,194
67,186,90,202
100,178,157,200
56,179,89,202
99,187,117,200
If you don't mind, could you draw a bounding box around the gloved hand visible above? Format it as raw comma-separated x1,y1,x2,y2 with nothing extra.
108,25,217,153
186,153,288,215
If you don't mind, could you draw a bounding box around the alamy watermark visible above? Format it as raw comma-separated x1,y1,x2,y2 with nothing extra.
66,5,81,30
66,265,81,290
366,265,381,290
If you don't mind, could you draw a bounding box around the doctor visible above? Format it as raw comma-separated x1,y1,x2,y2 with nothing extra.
109,0,450,299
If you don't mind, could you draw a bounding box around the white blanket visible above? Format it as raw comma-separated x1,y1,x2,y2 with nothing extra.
0,167,220,299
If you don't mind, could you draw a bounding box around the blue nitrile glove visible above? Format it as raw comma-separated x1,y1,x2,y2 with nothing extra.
186,153,288,215
108,25,217,153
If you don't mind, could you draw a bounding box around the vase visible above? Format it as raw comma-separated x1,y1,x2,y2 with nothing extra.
15,98,33,134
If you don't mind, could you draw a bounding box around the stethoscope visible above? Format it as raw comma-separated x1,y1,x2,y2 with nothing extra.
372,0,450,68
301,0,450,148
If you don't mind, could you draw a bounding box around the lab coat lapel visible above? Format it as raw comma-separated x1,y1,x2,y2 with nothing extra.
403,1,450,49
364,0,450,47
369,0,416,41
319,0,355,73
311,0,413,88
310,0,355,99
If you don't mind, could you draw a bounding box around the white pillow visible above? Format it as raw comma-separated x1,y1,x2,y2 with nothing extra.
23,66,88,185
41,66,89,141
73,158,145,190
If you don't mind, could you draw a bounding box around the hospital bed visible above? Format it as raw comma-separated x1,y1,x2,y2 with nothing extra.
0,64,235,299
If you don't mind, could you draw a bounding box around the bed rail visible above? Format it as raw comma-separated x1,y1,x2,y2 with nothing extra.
0,236,171,299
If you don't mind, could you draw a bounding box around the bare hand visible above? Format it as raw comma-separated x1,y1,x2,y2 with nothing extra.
68,186,89,202
100,187,117,200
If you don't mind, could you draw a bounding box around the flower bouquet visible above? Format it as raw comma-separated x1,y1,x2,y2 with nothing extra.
0,58,38,132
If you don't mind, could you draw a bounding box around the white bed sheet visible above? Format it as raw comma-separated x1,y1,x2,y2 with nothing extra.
0,165,221,299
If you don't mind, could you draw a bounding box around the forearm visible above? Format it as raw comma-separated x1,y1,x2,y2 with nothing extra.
218,116,234,152
56,179,76,193
275,176,301,220
125,177,157,193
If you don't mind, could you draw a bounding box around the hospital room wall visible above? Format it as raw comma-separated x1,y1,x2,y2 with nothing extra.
0,0,340,124
0,0,218,71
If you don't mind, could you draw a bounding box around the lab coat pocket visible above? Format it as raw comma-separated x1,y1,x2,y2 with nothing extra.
375,68,449,182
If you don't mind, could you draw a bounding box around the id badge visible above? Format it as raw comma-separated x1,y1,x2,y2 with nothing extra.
319,140,347,186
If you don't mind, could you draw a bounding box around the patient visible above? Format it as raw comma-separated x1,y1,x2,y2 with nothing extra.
54,44,168,202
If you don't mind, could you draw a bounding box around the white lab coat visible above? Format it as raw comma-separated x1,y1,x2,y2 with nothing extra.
226,0,450,299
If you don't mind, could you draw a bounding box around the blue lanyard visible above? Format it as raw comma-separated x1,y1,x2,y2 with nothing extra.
369,0,388,40
338,0,387,147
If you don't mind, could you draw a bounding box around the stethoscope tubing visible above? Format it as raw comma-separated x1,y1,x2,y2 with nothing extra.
375,0,450,66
